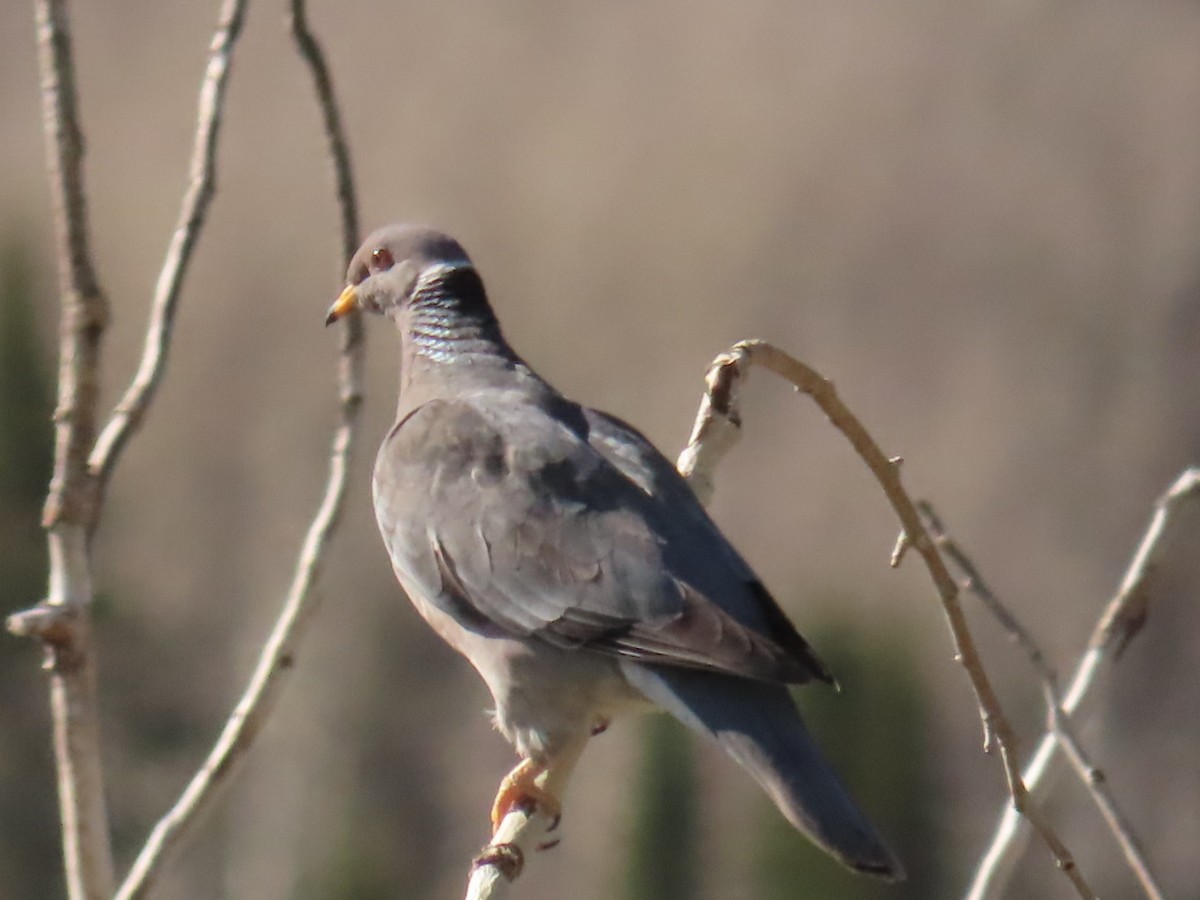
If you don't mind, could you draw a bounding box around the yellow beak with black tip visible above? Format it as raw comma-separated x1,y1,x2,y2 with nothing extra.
325,284,359,326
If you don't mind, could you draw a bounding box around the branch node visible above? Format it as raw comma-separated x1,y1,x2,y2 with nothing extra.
7,602,85,672
1098,581,1150,660
7,600,72,638
889,530,910,568
938,488,1176,900
471,843,524,882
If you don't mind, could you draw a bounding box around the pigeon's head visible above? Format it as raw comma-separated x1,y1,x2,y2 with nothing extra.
325,224,474,325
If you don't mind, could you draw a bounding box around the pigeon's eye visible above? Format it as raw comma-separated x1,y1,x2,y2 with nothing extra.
370,247,395,273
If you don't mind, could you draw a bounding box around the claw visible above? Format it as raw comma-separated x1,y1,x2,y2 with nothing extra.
490,758,563,834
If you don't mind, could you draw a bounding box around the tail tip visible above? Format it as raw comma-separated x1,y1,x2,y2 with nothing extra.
849,849,906,882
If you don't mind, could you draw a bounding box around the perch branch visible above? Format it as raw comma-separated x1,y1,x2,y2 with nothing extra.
967,467,1200,900
679,340,1093,898
87,0,247,497
287,0,364,399
920,503,1165,900
112,2,362,897
5,1,115,896
465,749,583,900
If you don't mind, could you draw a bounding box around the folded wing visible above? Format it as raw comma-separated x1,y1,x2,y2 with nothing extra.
375,396,831,685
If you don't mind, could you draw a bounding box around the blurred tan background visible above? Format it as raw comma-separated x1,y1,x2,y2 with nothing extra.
1,1,1198,898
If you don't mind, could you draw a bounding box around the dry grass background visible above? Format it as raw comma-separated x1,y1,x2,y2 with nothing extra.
1,1,1198,897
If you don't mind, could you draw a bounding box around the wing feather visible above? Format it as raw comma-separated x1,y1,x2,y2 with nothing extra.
374,396,831,685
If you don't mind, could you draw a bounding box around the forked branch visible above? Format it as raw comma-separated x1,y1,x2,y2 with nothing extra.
920,503,1165,900
87,0,248,497
7,2,116,897
966,468,1200,900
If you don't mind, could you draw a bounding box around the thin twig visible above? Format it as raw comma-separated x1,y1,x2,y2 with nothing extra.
111,2,361,896
465,749,583,900
288,0,359,267
87,0,247,498
679,340,1094,898
921,503,1166,900
7,1,116,896
919,503,1054,676
287,0,363,382
967,468,1200,900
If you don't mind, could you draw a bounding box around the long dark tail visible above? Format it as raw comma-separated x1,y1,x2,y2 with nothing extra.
622,664,904,880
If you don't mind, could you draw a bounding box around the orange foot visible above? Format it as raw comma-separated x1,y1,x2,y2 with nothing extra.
490,758,563,835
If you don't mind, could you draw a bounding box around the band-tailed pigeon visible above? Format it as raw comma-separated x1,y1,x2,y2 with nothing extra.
326,223,902,879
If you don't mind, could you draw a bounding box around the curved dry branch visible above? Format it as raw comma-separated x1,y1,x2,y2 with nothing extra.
468,339,1094,899
88,0,247,494
111,2,362,896
680,340,1094,899
967,468,1200,900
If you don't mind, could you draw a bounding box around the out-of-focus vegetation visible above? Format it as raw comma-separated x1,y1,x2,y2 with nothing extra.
623,714,700,900
0,236,60,898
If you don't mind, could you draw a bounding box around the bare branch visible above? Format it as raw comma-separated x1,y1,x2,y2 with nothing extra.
8,531,115,900
87,0,247,495
921,503,1166,900
112,3,361,896
5,2,118,896
288,0,360,267
288,0,364,383
17,3,254,893
35,0,107,532
465,750,583,900
680,339,1094,898
919,503,1056,677
968,467,1200,900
